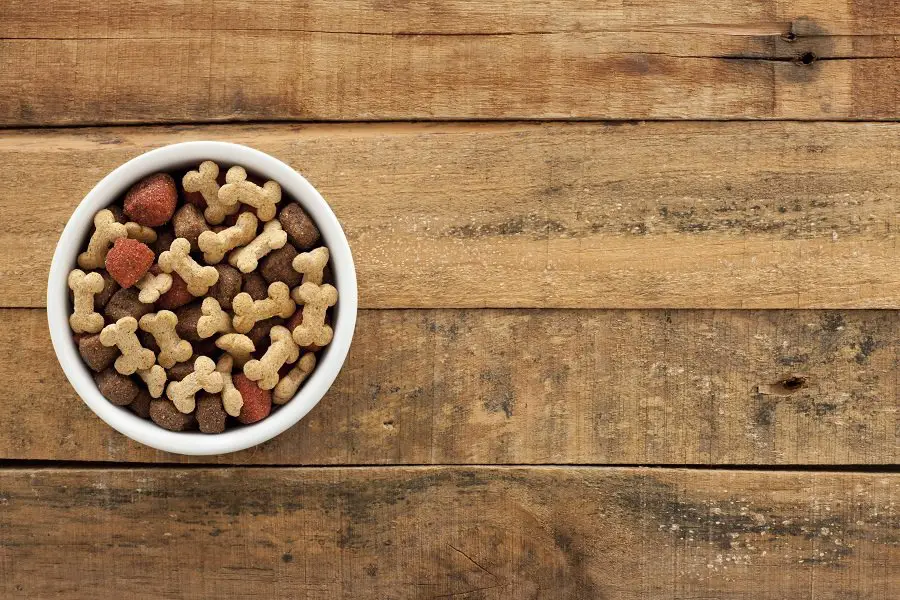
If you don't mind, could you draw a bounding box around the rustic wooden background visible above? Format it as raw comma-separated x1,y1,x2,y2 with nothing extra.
1,1,898,598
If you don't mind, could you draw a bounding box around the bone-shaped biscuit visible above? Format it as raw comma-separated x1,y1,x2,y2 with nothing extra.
216,354,244,417
290,283,338,348
291,246,329,285
215,333,255,368
125,221,158,244
78,209,128,269
197,211,258,264
273,352,316,404
228,219,287,273
219,166,282,222
231,282,295,334
165,356,224,414
139,311,193,369
243,326,300,390
99,316,156,375
135,271,172,304
137,364,167,398
183,161,239,225
68,269,105,333
197,297,233,339
158,237,220,296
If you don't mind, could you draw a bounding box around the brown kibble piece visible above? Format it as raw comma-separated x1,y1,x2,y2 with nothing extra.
260,243,301,288
78,334,119,372
196,393,227,434
246,317,285,349
152,227,176,258
150,399,197,431
104,287,154,322
166,359,197,382
174,302,204,342
279,202,320,249
128,389,153,418
95,271,119,309
173,204,210,253
94,368,139,406
208,264,242,310
242,272,268,301
156,273,193,310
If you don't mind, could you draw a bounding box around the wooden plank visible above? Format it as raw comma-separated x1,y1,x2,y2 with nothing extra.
4,308,897,465
1,2,900,124
1,466,897,598
2,122,897,309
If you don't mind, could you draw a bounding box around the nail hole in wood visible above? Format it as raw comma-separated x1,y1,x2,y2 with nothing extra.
799,52,816,65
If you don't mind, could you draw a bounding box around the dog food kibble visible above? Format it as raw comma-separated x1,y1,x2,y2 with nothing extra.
69,162,337,433
94,368,139,406
105,237,155,288
124,173,178,227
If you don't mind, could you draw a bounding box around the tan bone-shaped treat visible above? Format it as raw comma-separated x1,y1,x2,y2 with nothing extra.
198,211,258,264
273,352,316,404
291,247,329,285
78,209,128,269
219,166,282,222
158,237,220,296
290,283,338,348
135,271,172,304
216,354,244,417
139,311,192,369
228,219,287,273
165,356,223,414
231,282,295,334
215,333,255,368
99,316,156,375
137,365,167,398
125,221,158,244
183,161,238,225
243,326,300,390
197,297,233,339
67,269,105,333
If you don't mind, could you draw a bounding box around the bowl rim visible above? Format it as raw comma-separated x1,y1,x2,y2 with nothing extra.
47,141,357,455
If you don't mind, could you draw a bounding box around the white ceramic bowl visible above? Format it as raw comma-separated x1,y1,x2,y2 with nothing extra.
47,142,357,455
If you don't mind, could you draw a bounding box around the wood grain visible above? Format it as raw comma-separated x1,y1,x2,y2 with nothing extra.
4,308,896,465
1,466,897,599
2,1,900,124
3,122,898,309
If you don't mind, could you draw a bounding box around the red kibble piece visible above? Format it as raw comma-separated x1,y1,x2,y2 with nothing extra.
157,273,194,310
234,374,272,424
105,237,154,288
124,173,178,227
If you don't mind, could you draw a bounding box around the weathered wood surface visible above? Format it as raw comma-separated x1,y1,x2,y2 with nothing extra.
1,466,897,599
2,1,900,124
3,122,898,309
4,308,896,465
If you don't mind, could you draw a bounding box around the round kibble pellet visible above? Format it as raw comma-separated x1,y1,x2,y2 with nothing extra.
105,287,154,322
95,368,139,406
95,271,120,309
124,173,178,227
150,399,197,431
174,302,204,342
79,334,120,372
173,203,210,253
157,272,194,310
128,389,153,419
105,237,154,288
196,393,227,434
208,264,242,311
234,374,272,424
241,272,269,301
260,243,301,288
279,202,320,249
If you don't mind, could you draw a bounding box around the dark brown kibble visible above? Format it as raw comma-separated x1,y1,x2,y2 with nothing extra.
104,287,154,322
150,399,197,431
192,337,219,358
173,203,210,252
166,359,197,382
152,226,176,257
95,271,119,308
78,334,119,372
94,368,139,406
138,330,161,355
279,203,320,249
260,243,301,288
174,302,204,342
157,272,194,310
247,317,285,349
128,389,153,418
107,205,128,224
208,264,242,310
242,272,269,301
196,393,227,434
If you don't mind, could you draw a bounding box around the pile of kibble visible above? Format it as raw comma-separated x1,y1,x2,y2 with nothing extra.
67,161,337,433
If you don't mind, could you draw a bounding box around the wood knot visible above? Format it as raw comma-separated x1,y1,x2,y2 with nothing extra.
756,375,809,396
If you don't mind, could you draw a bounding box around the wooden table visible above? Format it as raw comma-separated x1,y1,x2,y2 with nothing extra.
1,2,898,598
